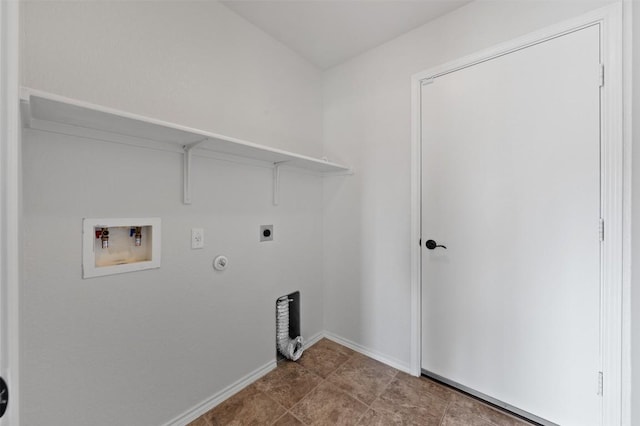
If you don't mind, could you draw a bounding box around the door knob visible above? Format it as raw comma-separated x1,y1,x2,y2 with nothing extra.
425,239,447,250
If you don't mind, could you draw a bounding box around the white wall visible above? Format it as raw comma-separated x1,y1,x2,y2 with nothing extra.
322,0,619,378
631,2,639,424
21,1,323,158
20,2,325,426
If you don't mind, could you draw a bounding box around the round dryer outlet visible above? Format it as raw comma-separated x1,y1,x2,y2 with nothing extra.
213,255,229,271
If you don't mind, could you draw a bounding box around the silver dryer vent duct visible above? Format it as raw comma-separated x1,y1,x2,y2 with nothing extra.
276,296,304,361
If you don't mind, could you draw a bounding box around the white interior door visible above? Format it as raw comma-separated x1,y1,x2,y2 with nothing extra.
420,25,602,426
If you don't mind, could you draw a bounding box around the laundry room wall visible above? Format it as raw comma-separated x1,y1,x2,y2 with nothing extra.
20,2,325,425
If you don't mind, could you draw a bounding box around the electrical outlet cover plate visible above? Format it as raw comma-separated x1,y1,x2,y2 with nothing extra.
191,228,204,249
260,225,273,242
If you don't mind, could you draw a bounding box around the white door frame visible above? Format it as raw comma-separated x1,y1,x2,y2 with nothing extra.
0,0,21,424
409,3,628,425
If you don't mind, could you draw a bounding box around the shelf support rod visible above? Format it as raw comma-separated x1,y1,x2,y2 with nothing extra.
183,139,208,205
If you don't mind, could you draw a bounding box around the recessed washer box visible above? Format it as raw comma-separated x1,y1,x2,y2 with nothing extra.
82,218,161,279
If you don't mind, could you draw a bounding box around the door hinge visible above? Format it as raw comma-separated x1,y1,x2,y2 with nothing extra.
599,63,605,88
599,218,605,242
597,371,603,396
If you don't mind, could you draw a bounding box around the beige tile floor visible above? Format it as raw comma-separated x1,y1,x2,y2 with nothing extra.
188,338,535,426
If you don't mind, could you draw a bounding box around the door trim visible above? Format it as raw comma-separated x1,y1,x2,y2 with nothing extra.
409,3,627,425
0,0,21,424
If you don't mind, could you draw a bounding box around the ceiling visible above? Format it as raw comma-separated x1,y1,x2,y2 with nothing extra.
221,0,472,69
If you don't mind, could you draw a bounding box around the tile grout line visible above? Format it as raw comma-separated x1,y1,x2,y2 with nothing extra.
340,353,395,398
281,366,325,424
352,406,369,425
356,369,399,409
243,373,291,426
330,350,371,424
259,389,290,425
270,406,310,426
352,370,393,426
285,362,331,418
288,342,358,413
438,400,453,426
364,370,424,423
287,344,365,423
275,339,342,419
336,359,401,424
286,409,309,425
270,411,289,425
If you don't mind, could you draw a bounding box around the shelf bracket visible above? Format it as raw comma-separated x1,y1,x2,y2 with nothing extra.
272,163,282,206
272,162,290,206
183,139,208,205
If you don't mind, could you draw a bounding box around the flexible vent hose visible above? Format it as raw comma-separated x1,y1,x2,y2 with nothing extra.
276,296,304,361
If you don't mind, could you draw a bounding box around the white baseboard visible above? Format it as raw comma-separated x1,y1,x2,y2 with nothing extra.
164,330,323,426
304,331,324,349
163,359,277,426
163,330,411,425
323,331,413,375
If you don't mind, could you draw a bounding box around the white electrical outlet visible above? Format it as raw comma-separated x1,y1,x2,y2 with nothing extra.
191,228,204,249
